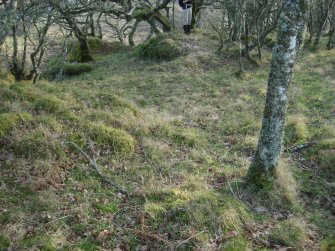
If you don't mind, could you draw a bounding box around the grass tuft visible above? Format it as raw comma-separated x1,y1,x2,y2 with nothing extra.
271,218,307,250
284,115,308,145
0,235,10,251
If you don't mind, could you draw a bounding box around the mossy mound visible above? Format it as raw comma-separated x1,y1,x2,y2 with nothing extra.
271,218,307,250
93,93,138,115
0,112,32,136
64,63,93,76
171,128,205,147
87,123,135,155
34,95,68,114
13,127,65,160
284,115,308,145
137,34,182,60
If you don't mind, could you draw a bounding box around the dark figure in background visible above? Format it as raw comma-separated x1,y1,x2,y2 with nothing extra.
178,0,192,34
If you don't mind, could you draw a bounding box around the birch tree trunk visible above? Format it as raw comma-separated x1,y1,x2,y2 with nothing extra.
247,0,309,186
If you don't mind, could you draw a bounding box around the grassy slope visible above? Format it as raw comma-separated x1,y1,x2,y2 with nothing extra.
0,33,334,251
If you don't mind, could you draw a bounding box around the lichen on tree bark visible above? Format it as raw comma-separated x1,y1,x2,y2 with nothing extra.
247,0,309,186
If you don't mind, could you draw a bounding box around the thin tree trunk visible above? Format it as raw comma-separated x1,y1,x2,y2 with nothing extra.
0,0,17,48
247,0,308,186
327,27,335,49
128,19,140,46
313,0,334,50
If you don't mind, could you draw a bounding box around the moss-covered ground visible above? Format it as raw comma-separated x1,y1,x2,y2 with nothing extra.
0,32,334,250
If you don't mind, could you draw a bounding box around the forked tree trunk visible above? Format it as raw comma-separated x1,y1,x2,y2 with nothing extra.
247,0,309,186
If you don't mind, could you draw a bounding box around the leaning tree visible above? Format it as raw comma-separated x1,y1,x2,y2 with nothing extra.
247,0,309,186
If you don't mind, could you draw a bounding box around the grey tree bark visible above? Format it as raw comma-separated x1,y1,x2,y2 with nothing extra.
247,0,309,186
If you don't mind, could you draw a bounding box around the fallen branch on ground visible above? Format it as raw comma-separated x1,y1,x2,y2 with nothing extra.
64,141,129,198
287,141,317,153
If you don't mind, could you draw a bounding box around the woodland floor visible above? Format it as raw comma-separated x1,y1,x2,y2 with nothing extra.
0,30,335,251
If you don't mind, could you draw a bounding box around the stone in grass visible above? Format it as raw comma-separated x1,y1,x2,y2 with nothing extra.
87,123,135,155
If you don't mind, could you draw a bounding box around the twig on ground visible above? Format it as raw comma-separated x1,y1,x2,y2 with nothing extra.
132,229,173,249
64,141,129,198
176,230,206,249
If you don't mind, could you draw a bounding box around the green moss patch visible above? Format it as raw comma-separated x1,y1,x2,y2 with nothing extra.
34,95,68,114
87,123,135,154
0,112,32,136
321,238,335,251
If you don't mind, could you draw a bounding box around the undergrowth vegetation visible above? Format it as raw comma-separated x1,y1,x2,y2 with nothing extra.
0,33,334,250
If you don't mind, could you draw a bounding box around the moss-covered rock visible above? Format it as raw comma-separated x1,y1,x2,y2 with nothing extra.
0,112,32,136
137,34,182,60
87,123,135,154
271,218,307,250
64,63,93,76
